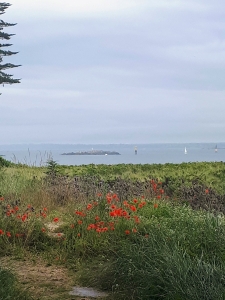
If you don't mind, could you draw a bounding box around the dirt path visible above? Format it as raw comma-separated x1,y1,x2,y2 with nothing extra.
0,255,90,300
0,222,109,300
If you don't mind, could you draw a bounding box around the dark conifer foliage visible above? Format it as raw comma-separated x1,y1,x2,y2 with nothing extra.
0,2,20,87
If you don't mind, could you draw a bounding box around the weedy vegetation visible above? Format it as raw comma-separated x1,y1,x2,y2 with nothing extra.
1,158,225,299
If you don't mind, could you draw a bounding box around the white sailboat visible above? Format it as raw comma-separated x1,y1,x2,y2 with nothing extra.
215,145,218,153
184,147,187,154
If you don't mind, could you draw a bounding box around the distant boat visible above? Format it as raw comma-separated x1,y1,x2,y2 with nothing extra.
184,147,187,154
215,145,218,153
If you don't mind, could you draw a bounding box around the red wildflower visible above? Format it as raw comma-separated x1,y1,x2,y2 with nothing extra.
41,228,46,232
6,211,11,217
106,196,112,203
157,195,161,199
95,216,100,221
134,216,140,223
133,199,138,203
6,231,11,237
21,214,28,222
86,204,92,210
87,224,96,230
132,228,137,233
129,205,137,212
110,211,117,217
43,207,48,211
77,220,83,225
77,233,81,237
70,224,75,229
14,206,19,211
75,211,86,217
0,197,4,201
0,229,4,235
125,230,130,235
154,203,159,209
112,194,119,201
205,189,209,194
53,217,59,223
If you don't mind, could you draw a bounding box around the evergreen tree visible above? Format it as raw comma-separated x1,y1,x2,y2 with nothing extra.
0,2,20,88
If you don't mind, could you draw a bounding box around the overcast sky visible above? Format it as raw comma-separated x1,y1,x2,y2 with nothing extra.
0,0,224,144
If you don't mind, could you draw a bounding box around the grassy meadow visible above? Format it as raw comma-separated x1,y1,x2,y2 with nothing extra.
1,156,225,299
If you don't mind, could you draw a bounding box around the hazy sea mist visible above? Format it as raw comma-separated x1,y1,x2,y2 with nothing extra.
0,143,224,166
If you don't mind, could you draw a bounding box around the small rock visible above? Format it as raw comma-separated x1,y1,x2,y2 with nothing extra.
69,286,108,298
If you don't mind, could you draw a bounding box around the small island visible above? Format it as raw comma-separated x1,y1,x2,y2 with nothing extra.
61,150,121,155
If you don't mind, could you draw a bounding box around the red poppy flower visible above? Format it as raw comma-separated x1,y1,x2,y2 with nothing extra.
154,203,158,209
86,204,92,210
6,231,11,237
130,205,137,212
21,214,28,222
0,229,4,235
125,230,130,235
53,217,59,223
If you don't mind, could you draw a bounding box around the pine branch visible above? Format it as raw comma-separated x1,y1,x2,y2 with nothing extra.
0,62,20,70
0,49,18,56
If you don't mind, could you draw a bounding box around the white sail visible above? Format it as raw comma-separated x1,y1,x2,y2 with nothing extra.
184,147,187,154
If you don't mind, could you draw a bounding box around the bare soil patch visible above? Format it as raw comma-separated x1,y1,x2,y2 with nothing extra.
0,256,97,300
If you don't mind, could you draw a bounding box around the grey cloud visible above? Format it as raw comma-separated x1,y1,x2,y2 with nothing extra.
1,0,225,143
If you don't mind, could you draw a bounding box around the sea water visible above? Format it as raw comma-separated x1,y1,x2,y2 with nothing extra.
0,143,224,166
